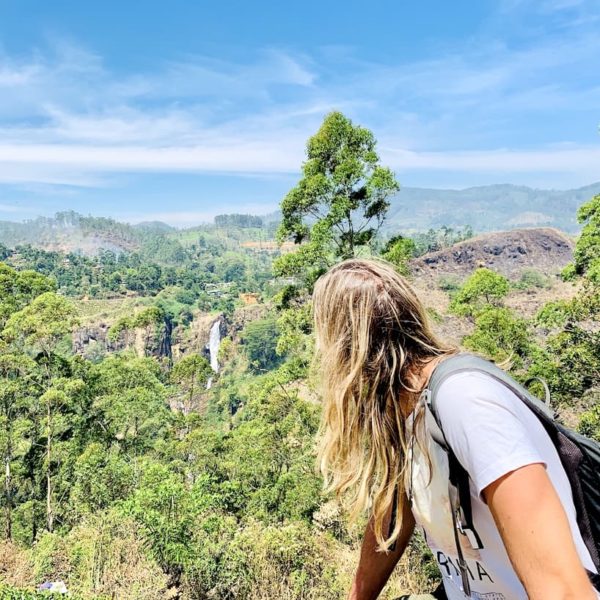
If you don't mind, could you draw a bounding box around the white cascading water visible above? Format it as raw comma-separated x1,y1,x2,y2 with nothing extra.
206,319,221,389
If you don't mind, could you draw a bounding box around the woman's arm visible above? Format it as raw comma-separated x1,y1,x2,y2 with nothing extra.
348,494,415,600
484,463,596,600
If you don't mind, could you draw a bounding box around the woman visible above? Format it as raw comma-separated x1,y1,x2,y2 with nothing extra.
312,258,598,600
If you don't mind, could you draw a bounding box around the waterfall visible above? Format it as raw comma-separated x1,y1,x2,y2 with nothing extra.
206,319,221,389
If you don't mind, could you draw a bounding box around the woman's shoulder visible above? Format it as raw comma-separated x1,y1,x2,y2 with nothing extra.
436,368,516,402
433,367,533,430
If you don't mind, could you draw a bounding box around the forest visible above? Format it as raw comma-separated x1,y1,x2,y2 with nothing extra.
0,112,599,599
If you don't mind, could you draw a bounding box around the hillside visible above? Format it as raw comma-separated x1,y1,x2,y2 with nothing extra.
1,183,597,258
0,211,146,255
411,227,574,283
408,228,578,346
0,211,276,257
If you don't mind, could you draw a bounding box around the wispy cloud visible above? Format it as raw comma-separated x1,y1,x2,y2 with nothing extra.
0,203,37,214
0,2,599,192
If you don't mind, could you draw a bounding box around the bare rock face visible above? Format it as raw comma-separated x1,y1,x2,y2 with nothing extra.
72,322,126,357
73,316,174,361
411,228,574,283
73,307,232,365
171,312,226,361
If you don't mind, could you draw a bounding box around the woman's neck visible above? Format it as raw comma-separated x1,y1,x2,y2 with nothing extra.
400,354,447,417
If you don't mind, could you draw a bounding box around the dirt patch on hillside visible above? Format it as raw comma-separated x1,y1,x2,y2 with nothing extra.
411,227,574,284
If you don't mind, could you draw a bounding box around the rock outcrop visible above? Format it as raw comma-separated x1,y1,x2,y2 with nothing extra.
411,227,573,283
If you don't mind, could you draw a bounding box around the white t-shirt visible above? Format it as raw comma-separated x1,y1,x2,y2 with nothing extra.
406,370,598,600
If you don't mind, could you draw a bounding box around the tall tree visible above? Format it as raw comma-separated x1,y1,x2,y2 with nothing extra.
275,111,399,287
0,352,38,539
1,291,79,533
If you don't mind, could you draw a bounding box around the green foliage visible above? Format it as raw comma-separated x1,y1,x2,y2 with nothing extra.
275,111,399,285
275,303,313,357
527,328,600,402
536,299,572,328
449,268,510,316
91,354,171,453
241,317,281,373
2,292,79,353
578,400,600,442
25,510,168,599
107,315,132,343
528,192,600,403
0,264,56,327
71,443,135,516
381,235,416,276
513,268,551,290
573,193,600,282
131,306,164,328
463,306,531,366
450,268,531,366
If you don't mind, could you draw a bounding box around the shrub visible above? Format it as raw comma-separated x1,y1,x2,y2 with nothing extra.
513,269,551,290
29,511,168,600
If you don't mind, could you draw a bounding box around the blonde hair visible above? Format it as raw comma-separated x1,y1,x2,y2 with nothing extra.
313,258,455,551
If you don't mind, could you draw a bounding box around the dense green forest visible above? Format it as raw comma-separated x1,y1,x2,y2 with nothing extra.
0,113,598,599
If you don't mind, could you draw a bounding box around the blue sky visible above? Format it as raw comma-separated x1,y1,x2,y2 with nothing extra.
0,0,599,226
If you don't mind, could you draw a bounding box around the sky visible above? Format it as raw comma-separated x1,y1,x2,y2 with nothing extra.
0,0,599,226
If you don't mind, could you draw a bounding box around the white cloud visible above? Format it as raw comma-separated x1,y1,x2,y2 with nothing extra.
0,12,599,193
1,142,598,186
0,202,37,214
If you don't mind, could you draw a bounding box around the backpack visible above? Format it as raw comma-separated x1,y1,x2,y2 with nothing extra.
424,353,600,595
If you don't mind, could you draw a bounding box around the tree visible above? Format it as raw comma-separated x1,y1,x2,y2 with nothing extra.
0,264,56,328
449,268,530,366
91,354,171,455
0,352,39,539
449,268,510,317
530,193,600,403
39,377,85,532
170,355,213,414
1,292,79,533
2,292,79,356
571,193,600,282
464,306,531,366
275,111,399,286
241,317,281,373
381,235,417,276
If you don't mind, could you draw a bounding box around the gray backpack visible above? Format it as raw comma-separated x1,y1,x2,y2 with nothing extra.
424,353,600,595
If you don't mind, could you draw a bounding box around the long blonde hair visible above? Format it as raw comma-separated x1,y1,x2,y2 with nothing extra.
313,258,455,551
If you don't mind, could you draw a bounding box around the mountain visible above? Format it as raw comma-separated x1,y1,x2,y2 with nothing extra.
0,183,597,257
0,211,141,255
262,182,600,234
383,182,600,234
132,221,175,233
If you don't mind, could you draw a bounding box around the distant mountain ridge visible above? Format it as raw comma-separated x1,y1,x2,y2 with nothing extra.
263,182,600,234
0,183,597,256
382,182,600,234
